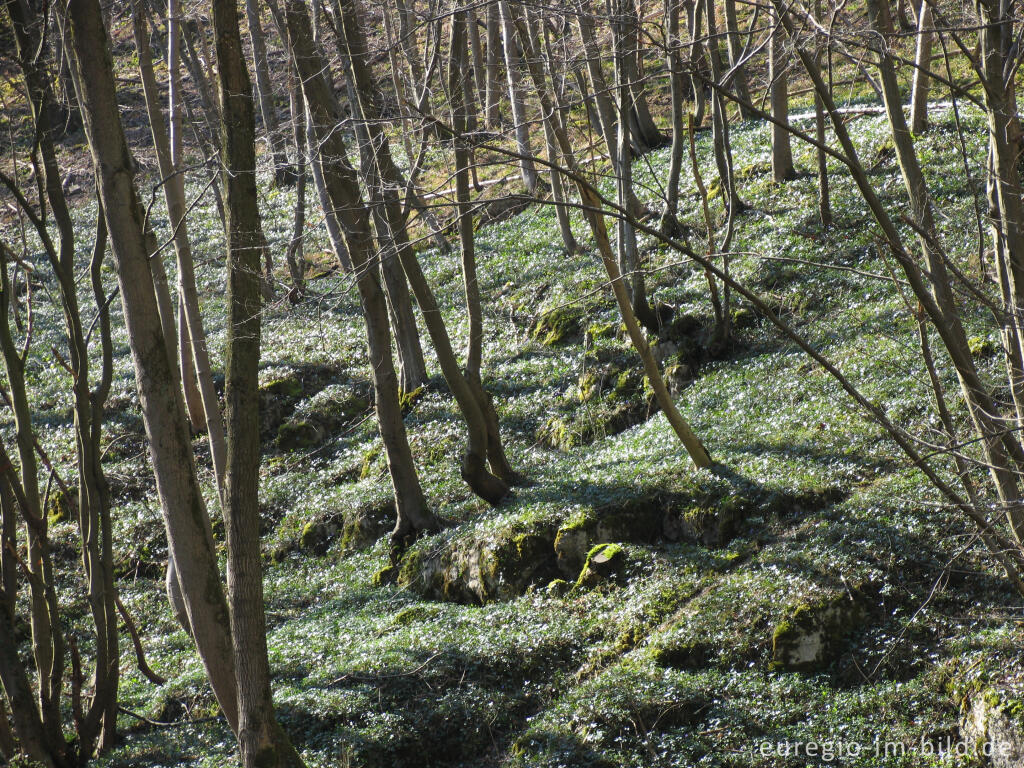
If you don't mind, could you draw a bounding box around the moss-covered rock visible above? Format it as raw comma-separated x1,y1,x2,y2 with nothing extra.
339,501,394,552
771,585,875,672
47,487,75,525
277,420,323,451
554,496,664,576
572,542,626,591
398,521,558,604
536,402,650,451
277,385,371,452
298,513,344,555
961,688,1024,768
585,322,616,344
259,364,344,441
531,306,582,346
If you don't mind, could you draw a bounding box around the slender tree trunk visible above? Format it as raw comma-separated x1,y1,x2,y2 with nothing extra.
285,67,308,299
575,0,619,158
469,6,488,113
485,0,503,125
663,0,686,232
65,0,241,734
722,0,753,118
284,0,438,541
212,0,306,762
499,0,540,192
769,3,794,180
705,0,745,215
333,6,429,393
134,1,228,492
909,0,933,134
612,0,658,329
510,4,712,466
618,0,663,151
245,0,295,185
813,0,830,226
5,2,119,755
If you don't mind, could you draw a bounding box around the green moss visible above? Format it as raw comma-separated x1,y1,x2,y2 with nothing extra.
585,322,615,343
531,306,582,345
277,420,320,451
372,565,398,586
262,376,303,400
545,579,569,597
396,548,426,589
572,542,626,592
968,335,997,357
393,605,440,625
399,386,424,413
577,370,601,402
47,487,74,525
770,589,872,672
359,444,382,480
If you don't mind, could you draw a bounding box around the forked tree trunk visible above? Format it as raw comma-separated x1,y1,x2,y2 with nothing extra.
133,1,228,490
337,0,514,503
334,14,429,393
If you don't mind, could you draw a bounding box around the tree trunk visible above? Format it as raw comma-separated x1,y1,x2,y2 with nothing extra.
499,0,540,192
245,0,296,185
285,66,308,299
909,0,933,134
65,0,241,735
769,3,794,180
284,0,438,542
722,0,753,119
509,3,712,467
212,0,306,762
663,0,686,231
612,0,658,330
134,0,228,493
485,0,503,126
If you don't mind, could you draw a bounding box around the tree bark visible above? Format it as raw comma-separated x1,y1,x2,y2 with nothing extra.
909,0,933,134
65,0,241,734
212,0,306,762
769,3,794,180
245,0,296,185
284,0,438,541
499,0,540,192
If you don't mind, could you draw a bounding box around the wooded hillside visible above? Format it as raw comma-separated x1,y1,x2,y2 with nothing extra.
1,0,1023,766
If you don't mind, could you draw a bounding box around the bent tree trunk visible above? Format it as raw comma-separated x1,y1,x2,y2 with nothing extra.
337,0,515,503
509,4,712,467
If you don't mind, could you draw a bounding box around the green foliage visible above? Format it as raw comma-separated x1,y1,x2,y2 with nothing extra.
35,103,1022,768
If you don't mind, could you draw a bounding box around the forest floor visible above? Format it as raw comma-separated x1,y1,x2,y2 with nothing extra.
12,100,1024,767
